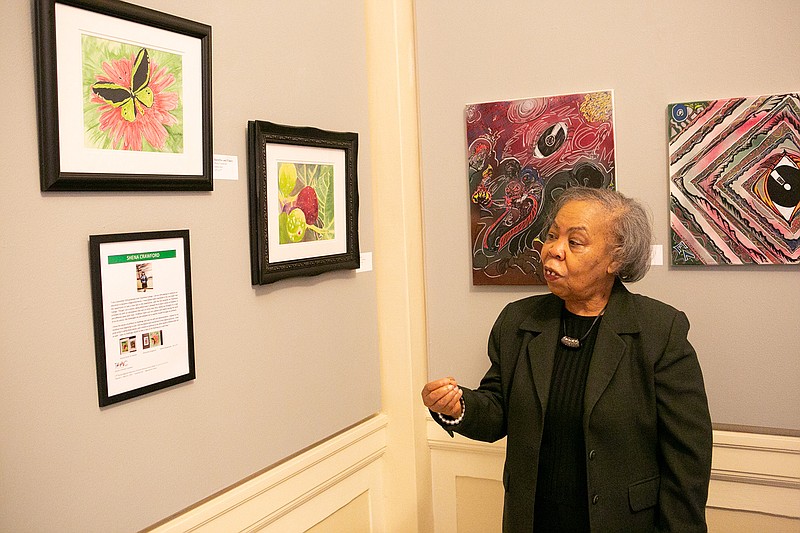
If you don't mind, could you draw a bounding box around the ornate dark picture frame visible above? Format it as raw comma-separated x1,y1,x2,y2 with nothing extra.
247,120,360,285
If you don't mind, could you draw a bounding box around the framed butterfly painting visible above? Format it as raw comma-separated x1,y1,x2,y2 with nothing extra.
33,0,213,191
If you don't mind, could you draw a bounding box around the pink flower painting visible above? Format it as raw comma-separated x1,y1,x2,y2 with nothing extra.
88,47,181,152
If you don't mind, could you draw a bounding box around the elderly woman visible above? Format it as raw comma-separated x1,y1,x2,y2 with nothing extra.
422,187,712,532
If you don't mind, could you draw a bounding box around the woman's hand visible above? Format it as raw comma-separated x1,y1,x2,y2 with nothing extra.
421,377,463,417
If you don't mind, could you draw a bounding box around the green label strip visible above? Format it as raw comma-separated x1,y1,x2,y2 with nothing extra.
108,250,177,264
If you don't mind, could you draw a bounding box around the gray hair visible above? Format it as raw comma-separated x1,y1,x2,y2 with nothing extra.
543,186,653,282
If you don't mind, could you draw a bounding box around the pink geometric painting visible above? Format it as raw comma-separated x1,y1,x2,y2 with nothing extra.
669,93,800,265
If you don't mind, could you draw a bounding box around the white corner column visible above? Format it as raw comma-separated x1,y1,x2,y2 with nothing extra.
364,0,433,531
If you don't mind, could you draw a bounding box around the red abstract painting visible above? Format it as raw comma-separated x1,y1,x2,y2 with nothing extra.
466,91,616,284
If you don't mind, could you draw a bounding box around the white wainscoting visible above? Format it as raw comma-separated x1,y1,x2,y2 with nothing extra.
145,414,798,532
707,429,800,517
427,416,800,532
147,414,388,533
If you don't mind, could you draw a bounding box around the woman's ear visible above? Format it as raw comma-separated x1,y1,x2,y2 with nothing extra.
607,246,622,276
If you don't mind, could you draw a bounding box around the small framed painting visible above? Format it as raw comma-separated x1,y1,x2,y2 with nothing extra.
33,0,213,191
247,120,360,285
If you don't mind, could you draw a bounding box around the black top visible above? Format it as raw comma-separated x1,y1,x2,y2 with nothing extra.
533,308,602,532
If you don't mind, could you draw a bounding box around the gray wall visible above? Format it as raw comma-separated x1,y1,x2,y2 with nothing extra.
416,0,800,432
0,1,380,531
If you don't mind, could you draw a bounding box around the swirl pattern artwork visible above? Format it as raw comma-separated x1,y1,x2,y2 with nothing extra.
465,91,616,285
669,93,800,265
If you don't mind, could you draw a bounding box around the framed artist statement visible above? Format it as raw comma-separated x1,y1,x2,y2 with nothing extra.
33,0,213,191
89,230,195,406
247,121,360,285
669,92,800,265
465,91,616,285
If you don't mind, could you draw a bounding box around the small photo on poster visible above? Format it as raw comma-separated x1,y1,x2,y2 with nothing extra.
136,262,153,292
119,335,137,354
146,330,163,349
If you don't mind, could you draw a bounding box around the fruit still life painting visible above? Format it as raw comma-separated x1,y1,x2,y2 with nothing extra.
277,162,335,244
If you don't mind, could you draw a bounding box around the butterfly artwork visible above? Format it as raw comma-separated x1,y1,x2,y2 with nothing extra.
91,48,154,123
82,34,183,152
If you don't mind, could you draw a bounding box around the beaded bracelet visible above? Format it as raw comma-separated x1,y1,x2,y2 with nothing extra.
437,397,465,426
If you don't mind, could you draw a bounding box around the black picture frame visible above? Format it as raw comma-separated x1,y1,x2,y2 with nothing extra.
34,0,213,191
89,229,196,406
247,120,360,285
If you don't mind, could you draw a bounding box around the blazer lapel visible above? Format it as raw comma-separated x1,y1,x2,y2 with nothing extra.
519,295,561,414
583,281,641,427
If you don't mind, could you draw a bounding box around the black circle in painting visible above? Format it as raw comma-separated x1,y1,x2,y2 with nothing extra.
535,123,567,158
768,165,800,208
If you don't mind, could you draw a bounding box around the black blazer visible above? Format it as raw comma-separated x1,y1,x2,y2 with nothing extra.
437,281,712,532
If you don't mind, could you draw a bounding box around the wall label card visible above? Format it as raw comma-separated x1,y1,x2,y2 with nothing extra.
213,154,239,180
